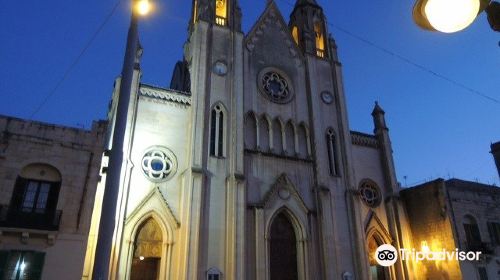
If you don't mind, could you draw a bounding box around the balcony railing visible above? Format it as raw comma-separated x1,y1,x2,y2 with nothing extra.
215,16,226,26
0,205,62,231
466,241,494,255
316,49,326,58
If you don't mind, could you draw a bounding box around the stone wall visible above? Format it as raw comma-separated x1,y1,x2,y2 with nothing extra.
446,179,500,280
0,115,106,280
401,179,463,280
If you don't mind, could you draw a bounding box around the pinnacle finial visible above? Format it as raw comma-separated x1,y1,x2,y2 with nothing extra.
372,101,385,116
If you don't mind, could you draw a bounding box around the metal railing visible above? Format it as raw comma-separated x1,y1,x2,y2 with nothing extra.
215,16,226,26
0,205,62,231
316,49,325,58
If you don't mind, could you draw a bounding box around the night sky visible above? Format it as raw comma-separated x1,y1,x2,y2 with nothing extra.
1,0,499,187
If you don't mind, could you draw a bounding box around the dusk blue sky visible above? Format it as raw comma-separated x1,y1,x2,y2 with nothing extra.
0,0,499,187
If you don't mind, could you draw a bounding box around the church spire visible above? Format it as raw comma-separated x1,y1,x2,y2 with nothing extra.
289,0,329,58
190,0,241,32
372,101,388,132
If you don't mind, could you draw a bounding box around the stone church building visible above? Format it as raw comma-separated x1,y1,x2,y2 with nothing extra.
83,1,416,279
1,1,499,280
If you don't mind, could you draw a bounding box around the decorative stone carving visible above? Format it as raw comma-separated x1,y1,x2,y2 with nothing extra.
141,146,177,183
258,67,294,104
140,85,192,106
245,3,303,66
351,131,379,148
359,181,382,208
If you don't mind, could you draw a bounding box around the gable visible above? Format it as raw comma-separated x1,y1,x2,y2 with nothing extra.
245,2,303,67
261,173,309,214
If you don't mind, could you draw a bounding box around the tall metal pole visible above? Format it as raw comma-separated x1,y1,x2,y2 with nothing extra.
92,7,139,280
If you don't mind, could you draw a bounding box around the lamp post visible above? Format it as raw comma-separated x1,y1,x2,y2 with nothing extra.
91,1,151,279
413,0,500,33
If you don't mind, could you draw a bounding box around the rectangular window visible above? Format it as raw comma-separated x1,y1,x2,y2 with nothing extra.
464,223,482,249
21,181,51,214
4,177,61,231
0,251,45,280
208,274,220,280
478,267,488,280
487,222,500,246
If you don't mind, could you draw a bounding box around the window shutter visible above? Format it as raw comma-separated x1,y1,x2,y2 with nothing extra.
46,181,61,213
30,252,45,280
46,182,61,228
489,222,500,245
487,222,495,245
478,267,488,280
10,177,27,212
0,251,8,278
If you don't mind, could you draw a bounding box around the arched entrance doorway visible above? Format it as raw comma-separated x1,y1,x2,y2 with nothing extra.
130,218,163,280
368,235,388,280
269,212,298,280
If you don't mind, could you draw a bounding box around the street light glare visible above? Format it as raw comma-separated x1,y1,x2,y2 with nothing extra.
424,0,480,33
136,0,152,16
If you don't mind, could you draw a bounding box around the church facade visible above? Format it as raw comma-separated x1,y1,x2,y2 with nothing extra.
83,1,416,279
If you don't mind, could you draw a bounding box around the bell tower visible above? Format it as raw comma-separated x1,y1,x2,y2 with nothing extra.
289,0,329,58
182,0,246,279
190,0,242,31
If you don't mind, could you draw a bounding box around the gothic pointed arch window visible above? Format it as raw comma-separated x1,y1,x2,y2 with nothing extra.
245,112,257,150
285,122,295,156
314,21,326,58
215,0,227,26
259,116,271,152
297,124,309,159
291,25,299,46
272,119,284,155
131,218,163,280
269,212,298,280
210,103,226,158
326,128,339,176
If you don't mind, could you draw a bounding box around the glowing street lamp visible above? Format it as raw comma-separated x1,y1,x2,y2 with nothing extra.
136,0,152,16
92,0,153,279
413,0,500,33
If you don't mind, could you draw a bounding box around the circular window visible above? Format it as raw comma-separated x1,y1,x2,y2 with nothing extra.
321,91,334,104
258,67,294,104
141,146,177,182
359,181,382,208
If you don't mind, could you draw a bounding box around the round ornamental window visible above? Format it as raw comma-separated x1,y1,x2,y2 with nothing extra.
258,68,294,104
359,181,382,208
141,146,177,182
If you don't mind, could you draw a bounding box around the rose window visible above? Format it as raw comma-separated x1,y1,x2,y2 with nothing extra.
141,147,177,182
258,68,294,104
359,181,382,208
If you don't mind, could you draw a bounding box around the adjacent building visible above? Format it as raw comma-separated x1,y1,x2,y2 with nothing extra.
401,179,500,280
0,116,106,279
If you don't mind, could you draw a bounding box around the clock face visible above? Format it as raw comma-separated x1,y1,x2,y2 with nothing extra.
321,91,334,104
213,61,228,76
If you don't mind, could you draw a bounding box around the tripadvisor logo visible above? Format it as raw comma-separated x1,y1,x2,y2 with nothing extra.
375,244,398,267
375,244,483,267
